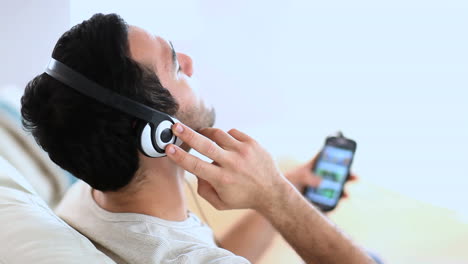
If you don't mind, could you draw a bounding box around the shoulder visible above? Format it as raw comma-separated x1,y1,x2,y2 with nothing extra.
56,181,91,221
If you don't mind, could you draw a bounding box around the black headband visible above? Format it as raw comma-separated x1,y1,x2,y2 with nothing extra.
45,58,170,124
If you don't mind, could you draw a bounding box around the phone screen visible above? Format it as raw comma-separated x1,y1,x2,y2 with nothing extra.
304,145,354,207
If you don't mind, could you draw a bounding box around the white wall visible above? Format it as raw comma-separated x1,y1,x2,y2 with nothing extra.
0,0,70,104
68,0,467,217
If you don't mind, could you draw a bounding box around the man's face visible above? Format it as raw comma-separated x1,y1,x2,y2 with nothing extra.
128,26,215,131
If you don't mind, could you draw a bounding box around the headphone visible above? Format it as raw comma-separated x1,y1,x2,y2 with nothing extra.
45,58,183,158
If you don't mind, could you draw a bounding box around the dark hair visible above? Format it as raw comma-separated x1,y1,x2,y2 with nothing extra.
21,13,179,191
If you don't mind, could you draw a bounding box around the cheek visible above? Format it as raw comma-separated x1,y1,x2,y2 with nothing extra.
171,77,200,110
184,75,202,100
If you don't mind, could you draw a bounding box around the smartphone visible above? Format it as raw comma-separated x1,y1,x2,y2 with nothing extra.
303,134,357,212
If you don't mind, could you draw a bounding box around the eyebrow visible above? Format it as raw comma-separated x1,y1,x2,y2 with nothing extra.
168,41,177,71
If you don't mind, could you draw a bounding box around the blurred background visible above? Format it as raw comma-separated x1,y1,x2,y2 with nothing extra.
1,0,467,263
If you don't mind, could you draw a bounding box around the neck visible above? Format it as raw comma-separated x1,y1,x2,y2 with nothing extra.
93,156,188,221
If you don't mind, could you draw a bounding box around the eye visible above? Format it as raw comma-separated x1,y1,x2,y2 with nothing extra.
175,59,181,73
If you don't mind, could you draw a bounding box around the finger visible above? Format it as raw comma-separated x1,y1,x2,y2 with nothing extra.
200,128,240,150
348,173,359,182
166,144,220,183
342,190,349,199
227,128,253,142
306,173,322,187
172,123,225,162
197,177,226,210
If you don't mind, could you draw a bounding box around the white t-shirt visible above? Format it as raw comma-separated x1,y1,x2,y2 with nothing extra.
56,181,250,264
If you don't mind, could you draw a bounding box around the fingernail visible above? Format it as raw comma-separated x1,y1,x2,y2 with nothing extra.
175,123,184,134
167,146,176,154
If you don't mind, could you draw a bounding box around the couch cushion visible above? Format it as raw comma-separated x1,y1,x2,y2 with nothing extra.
0,99,70,208
0,157,115,264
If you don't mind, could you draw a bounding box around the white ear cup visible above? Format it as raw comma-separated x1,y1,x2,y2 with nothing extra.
171,117,181,124
140,123,165,157
174,134,183,147
154,120,176,150
170,117,184,147
138,118,184,158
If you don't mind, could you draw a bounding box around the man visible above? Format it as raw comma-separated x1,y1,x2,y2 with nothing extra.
21,13,374,263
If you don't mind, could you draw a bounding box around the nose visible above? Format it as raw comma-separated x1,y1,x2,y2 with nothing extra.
177,52,193,77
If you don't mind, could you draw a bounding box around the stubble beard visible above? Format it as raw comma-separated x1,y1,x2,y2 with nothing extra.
176,100,216,133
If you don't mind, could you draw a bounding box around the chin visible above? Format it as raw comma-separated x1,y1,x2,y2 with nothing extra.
205,107,216,128
177,106,215,152
177,103,216,132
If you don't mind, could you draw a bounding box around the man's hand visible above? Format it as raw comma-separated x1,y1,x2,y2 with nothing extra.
166,123,374,264
166,123,291,213
284,156,322,192
284,156,359,200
